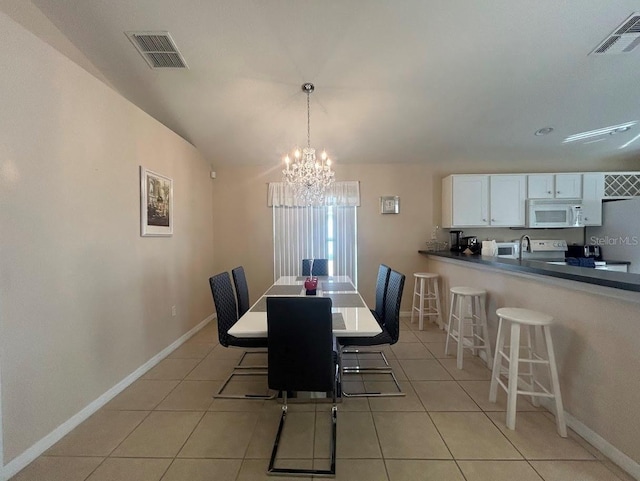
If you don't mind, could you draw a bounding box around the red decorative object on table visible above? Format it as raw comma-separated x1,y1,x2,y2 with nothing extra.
304,277,318,295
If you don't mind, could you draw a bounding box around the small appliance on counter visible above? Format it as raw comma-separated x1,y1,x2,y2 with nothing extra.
566,244,602,260
449,230,464,252
460,236,480,254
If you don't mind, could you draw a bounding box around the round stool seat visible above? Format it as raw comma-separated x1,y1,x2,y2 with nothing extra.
496,308,553,326
450,286,486,297
413,272,438,279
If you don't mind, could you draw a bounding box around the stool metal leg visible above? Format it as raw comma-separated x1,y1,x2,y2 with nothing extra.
543,325,567,437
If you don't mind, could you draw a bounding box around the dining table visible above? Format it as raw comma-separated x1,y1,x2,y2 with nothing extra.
228,275,382,338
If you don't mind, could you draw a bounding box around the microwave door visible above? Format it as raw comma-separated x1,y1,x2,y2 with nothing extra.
535,209,568,227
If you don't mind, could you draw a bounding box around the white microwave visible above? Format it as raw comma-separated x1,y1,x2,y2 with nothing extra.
496,242,520,258
526,199,584,228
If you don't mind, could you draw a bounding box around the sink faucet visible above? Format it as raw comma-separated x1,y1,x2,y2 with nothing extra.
518,235,531,261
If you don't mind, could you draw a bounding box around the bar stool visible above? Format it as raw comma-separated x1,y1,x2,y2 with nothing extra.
489,307,567,437
445,287,492,370
410,273,443,330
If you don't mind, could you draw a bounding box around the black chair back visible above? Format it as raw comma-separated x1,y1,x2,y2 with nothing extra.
373,264,391,325
267,297,335,393
383,270,406,344
311,258,329,276
301,259,312,276
209,272,238,347
232,266,250,317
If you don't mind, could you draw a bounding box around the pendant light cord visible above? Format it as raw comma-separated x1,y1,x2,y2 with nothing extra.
307,91,311,149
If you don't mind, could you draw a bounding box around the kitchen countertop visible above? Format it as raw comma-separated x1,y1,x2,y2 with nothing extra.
419,250,640,292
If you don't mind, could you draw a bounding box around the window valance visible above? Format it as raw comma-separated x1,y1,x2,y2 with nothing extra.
268,181,360,207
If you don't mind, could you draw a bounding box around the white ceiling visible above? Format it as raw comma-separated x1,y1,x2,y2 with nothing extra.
9,1,640,169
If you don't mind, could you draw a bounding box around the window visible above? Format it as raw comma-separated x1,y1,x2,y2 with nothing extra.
268,182,360,283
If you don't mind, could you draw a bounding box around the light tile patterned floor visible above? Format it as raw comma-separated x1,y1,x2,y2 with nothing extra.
10,319,635,481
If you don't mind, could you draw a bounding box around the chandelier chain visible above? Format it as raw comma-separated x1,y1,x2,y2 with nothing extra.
307,91,311,149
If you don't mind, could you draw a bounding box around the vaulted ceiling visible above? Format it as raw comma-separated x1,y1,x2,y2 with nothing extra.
7,1,640,170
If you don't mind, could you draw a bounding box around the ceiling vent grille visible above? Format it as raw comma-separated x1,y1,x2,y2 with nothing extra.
126,31,188,69
590,13,640,55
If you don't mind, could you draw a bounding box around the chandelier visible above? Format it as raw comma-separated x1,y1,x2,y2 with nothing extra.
282,83,335,205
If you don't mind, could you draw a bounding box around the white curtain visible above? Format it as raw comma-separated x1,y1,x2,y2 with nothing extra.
269,182,359,283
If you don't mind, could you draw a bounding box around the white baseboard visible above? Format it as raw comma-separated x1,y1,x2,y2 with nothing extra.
0,314,214,481
538,399,640,480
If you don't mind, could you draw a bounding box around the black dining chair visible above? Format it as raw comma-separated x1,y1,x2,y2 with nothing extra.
301,258,312,276
231,266,250,318
209,272,273,399
311,258,329,276
266,296,338,477
339,269,406,397
341,264,391,364
372,264,391,325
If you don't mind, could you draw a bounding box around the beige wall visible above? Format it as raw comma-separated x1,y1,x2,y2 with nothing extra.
211,163,436,310
427,257,640,464
0,12,214,463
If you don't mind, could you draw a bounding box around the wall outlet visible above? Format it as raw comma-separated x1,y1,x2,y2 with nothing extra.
171,305,176,317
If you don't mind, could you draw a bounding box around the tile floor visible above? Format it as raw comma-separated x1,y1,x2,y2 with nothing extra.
11,318,635,481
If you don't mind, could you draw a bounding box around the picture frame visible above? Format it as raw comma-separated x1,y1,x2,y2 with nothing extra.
140,167,173,236
380,196,400,214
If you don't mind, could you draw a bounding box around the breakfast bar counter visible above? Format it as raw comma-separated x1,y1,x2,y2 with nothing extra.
420,250,640,475
419,250,640,295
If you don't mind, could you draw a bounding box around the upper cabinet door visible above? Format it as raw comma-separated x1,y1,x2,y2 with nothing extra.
490,175,526,226
451,175,489,227
582,173,604,226
527,174,555,198
555,173,582,198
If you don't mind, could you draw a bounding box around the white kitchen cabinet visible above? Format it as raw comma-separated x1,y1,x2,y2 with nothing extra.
527,174,555,198
442,174,525,227
555,173,582,198
582,173,604,226
527,173,582,199
442,175,489,227
490,175,526,226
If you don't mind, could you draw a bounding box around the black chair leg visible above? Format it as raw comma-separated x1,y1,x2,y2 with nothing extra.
214,371,276,400
340,346,405,398
268,386,337,477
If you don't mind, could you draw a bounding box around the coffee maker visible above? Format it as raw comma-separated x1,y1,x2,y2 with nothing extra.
449,230,463,252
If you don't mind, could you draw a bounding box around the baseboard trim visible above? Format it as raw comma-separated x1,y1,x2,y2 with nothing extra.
1,314,214,481
538,399,639,480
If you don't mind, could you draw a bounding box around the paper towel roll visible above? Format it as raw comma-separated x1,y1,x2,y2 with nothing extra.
481,240,496,256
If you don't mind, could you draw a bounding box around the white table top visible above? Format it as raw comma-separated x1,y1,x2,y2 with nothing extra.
228,276,382,338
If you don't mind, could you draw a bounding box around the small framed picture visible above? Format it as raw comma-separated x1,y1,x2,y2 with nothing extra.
140,167,173,236
380,196,400,214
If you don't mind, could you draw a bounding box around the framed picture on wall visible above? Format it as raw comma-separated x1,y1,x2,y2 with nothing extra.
380,196,400,214
140,166,173,236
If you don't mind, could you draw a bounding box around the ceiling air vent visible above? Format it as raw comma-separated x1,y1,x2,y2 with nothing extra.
590,13,640,55
126,31,188,69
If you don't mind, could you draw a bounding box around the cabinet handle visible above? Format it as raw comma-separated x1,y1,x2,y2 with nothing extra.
556,191,560,194
482,218,487,222
491,218,496,222
547,191,552,194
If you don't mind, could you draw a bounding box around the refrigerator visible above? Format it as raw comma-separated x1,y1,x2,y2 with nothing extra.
585,198,640,274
